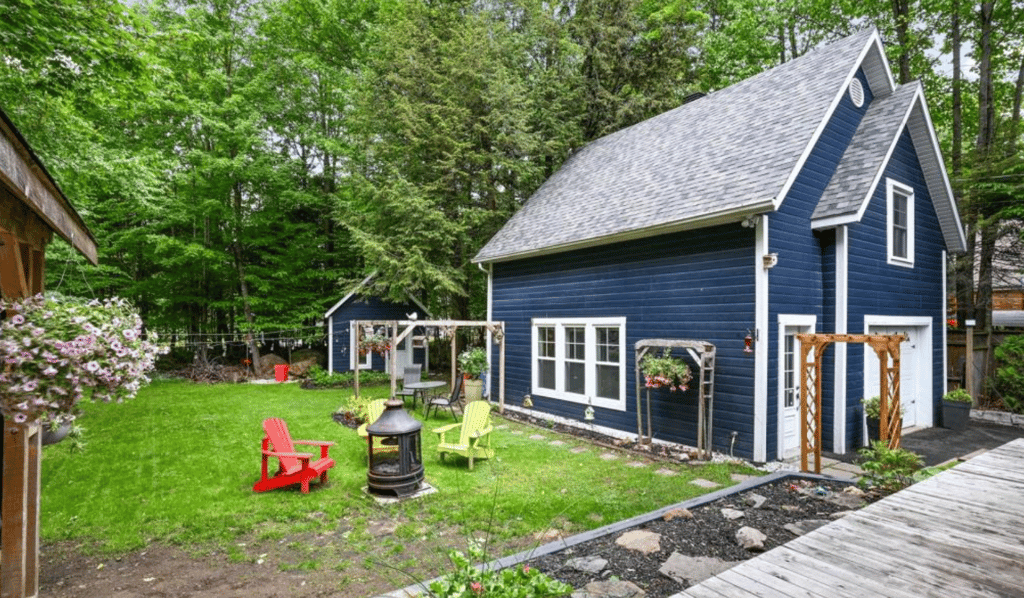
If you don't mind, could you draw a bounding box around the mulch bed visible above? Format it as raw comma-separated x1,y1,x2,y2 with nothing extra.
523,478,860,597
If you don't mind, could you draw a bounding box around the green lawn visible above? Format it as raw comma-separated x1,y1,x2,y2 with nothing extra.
41,378,757,588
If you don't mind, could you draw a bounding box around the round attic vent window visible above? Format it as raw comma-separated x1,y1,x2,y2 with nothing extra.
849,78,865,107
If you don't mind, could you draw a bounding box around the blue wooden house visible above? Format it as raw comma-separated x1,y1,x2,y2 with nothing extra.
324,275,431,374
473,28,965,461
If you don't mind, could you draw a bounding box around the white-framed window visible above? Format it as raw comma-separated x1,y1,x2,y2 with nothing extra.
886,178,914,267
531,317,626,411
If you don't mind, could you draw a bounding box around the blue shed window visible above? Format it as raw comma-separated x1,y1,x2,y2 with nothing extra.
887,178,915,267
532,317,627,411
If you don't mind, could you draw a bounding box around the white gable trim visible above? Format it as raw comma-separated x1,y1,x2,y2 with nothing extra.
772,29,894,211
323,272,431,319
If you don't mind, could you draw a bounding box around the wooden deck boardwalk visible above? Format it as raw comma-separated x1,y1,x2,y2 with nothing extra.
677,438,1024,598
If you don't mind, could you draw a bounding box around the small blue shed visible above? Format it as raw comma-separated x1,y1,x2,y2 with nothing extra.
324,275,431,374
474,28,966,462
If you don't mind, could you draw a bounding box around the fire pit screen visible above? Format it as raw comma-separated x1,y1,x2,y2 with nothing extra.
366,399,424,496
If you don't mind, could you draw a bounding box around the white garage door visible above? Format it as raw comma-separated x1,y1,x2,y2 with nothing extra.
864,321,932,429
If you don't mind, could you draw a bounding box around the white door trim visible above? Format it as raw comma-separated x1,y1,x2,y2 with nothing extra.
777,314,816,459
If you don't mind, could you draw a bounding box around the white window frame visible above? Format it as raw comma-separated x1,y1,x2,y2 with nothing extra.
350,323,373,370
531,317,627,411
886,178,914,267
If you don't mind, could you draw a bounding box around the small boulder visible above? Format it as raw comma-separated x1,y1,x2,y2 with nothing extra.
565,556,608,575
615,530,661,555
662,508,693,522
735,526,767,551
743,493,767,509
720,508,745,521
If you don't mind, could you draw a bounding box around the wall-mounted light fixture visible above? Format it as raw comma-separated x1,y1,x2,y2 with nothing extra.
740,215,759,228
744,328,757,354
762,253,778,269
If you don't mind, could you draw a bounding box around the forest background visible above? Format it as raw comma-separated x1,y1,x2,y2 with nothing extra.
1,0,1022,369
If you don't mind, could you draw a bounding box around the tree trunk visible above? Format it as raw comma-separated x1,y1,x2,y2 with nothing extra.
232,182,262,375
951,0,963,174
890,0,912,84
977,2,995,153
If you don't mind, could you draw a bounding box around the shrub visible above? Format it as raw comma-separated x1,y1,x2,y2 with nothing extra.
942,388,972,403
857,441,923,495
429,543,572,598
458,348,489,377
305,366,390,389
993,335,1024,414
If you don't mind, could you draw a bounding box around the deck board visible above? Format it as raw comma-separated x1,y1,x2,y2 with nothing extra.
675,439,1024,598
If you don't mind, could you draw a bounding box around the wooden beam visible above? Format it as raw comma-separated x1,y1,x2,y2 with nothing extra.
2,423,40,598
0,117,96,264
0,230,28,300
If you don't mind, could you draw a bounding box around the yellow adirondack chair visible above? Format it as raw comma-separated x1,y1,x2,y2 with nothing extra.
357,399,396,455
434,400,494,470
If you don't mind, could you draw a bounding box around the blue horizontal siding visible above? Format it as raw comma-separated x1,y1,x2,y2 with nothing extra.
845,127,946,445
492,224,758,457
766,69,872,460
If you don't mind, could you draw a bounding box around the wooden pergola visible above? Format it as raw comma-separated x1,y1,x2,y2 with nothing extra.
634,339,716,459
1,108,97,598
352,319,506,411
796,333,905,474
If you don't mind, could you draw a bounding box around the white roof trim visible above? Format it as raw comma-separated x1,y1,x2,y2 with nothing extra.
474,201,774,264
772,29,894,211
811,86,966,253
323,273,432,319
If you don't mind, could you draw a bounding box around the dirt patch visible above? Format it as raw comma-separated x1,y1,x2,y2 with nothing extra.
523,479,862,598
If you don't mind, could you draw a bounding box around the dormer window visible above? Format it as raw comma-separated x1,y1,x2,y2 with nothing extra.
887,179,914,267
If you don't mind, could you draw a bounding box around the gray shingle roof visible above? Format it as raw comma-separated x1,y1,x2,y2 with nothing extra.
475,29,880,263
812,82,920,222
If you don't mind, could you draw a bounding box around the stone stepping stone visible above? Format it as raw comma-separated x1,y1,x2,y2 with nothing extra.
720,508,744,520
570,446,588,454
511,430,523,435
495,424,509,429
784,519,831,536
690,478,720,489
572,579,646,598
654,468,678,477
614,530,661,555
599,452,619,461
549,440,566,446
731,473,757,483
529,434,547,440
626,461,647,468
659,552,740,585
565,556,608,574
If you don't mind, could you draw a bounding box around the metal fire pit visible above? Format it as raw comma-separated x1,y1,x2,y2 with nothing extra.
366,399,424,496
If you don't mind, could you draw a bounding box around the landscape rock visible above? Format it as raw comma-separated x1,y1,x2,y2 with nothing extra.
720,508,745,521
783,519,831,536
287,357,318,377
615,530,661,554
662,508,693,521
659,552,740,585
565,556,608,575
571,580,646,598
256,354,288,378
743,493,767,509
825,492,866,509
735,526,767,551
690,478,720,489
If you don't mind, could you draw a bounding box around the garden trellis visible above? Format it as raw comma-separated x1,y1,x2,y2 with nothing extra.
796,333,905,474
352,319,506,411
634,339,716,459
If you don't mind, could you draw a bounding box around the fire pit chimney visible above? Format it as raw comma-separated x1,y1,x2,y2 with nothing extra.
366,399,424,496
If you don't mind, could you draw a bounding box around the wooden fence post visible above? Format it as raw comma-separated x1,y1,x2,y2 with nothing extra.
2,422,41,598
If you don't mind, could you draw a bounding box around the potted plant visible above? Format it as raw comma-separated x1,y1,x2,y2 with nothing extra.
862,395,904,443
358,333,391,356
457,347,488,402
640,349,692,392
941,388,972,431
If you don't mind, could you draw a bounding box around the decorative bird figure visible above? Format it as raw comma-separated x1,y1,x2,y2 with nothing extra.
407,312,418,321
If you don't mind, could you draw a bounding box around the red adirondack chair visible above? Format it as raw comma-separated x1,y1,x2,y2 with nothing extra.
253,418,336,494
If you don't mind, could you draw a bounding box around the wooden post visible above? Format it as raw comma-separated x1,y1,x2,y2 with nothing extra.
965,319,975,406
2,422,41,598
498,325,506,413
389,323,398,398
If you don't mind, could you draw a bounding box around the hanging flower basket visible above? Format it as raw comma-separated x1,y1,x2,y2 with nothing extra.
359,333,391,356
640,349,692,392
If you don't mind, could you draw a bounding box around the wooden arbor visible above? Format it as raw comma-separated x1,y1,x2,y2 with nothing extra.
1,108,97,597
352,319,506,412
796,333,905,474
634,340,716,459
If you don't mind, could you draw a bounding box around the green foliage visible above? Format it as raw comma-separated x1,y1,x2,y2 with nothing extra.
994,335,1024,414
942,388,972,403
306,366,390,389
861,396,881,419
429,542,572,598
857,441,924,495
640,349,692,392
458,348,489,377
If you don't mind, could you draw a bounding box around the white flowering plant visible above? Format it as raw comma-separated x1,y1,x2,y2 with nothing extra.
0,293,166,425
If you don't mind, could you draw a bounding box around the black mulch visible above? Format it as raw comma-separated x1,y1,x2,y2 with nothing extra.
523,479,857,598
